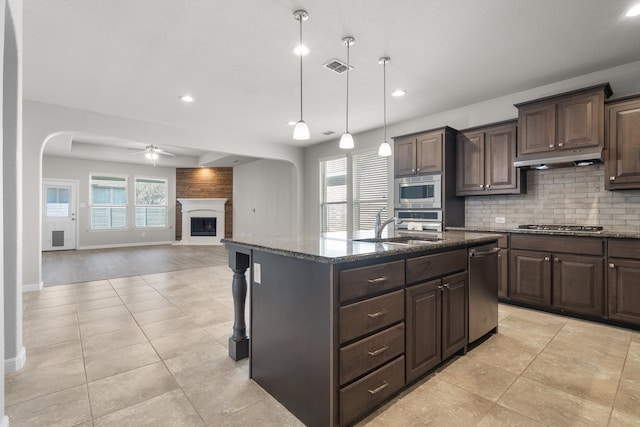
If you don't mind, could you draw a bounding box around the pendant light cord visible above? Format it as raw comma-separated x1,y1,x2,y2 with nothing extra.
299,17,304,121
345,43,350,133
383,59,387,143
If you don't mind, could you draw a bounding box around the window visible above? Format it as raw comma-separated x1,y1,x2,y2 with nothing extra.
353,151,389,230
321,157,348,232
135,177,168,227
45,187,70,217
320,150,389,233
90,175,127,229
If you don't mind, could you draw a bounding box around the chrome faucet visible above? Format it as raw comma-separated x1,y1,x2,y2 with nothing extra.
375,208,402,239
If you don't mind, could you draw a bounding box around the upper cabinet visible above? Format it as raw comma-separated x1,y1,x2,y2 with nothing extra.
605,95,640,190
514,83,612,164
456,120,525,196
394,128,453,177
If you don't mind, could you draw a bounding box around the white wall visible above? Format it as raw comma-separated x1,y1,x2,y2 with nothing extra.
302,60,640,233
43,156,177,248
233,159,298,238
1,0,21,423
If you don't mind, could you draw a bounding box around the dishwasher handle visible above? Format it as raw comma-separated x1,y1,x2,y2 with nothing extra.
469,247,501,258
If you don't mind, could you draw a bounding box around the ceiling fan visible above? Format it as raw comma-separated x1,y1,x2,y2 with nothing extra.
129,144,175,166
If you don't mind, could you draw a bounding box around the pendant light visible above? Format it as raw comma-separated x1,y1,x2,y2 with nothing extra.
378,57,392,157
293,10,310,140
339,37,355,149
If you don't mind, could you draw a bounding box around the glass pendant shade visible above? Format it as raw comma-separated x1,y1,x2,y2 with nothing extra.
145,151,159,160
293,120,310,140
378,141,392,157
339,132,354,149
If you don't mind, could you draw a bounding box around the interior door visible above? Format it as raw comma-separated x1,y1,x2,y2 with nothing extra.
42,179,77,251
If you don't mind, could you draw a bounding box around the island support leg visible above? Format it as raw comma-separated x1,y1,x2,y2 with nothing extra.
228,250,250,361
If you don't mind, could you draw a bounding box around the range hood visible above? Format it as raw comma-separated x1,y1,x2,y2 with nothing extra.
513,146,603,169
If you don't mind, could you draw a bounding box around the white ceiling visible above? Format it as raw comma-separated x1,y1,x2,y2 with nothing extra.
25,1,640,167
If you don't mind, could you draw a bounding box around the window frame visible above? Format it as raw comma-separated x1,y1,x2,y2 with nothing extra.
89,173,128,230
134,175,168,228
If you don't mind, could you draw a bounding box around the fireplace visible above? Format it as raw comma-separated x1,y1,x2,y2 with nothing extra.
175,198,227,245
191,217,217,236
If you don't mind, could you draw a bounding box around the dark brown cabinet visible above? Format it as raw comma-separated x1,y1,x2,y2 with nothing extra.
394,130,444,176
605,95,640,190
405,250,467,383
509,234,605,317
608,239,640,326
457,121,525,196
514,83,612,164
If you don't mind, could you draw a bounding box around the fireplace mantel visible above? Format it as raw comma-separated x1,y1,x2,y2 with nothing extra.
176,198,228,245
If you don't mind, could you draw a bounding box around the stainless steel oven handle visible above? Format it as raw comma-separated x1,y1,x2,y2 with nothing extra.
469,247,501,258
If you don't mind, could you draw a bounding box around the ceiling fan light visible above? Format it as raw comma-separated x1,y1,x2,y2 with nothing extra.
145,151,159,160
293,120,310,140
339,132,354,149
378,141,392,157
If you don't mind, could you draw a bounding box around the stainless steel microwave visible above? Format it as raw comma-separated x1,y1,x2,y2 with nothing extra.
394,175,442,209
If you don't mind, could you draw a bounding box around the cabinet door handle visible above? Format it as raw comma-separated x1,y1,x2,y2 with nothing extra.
544,256,550,261
367,345,389,356
417,168,421,172
367,277,387,286
548,144,554,149
411,169,415,173
368,381,389,395
609,263,615,269
558,142,564,147
367,309,388,319
610,176,616,181
554,257,560,263
480,184,484,189
486,184,491,188
443,283,450,289
437,285,444,291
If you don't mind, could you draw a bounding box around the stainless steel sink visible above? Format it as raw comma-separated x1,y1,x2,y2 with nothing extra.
354,236,444,245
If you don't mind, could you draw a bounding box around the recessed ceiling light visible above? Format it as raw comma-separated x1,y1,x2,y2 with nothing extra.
180,95,194,103
626,4,640,16
292,45,309,56
391,89,406,97
287,121,297,126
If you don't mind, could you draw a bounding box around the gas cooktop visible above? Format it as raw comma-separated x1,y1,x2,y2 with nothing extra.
517,224,604,232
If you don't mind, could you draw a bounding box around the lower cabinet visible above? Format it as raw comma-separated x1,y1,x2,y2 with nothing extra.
405,271,467,383
509,234,605,318
608,239,640,326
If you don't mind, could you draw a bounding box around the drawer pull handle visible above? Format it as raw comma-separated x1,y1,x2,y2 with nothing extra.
367,345,389,356
368,381,389,395
609,263,615,269
367,309,388,319
367,277,387,285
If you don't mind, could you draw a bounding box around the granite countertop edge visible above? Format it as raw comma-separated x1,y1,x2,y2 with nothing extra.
222,231,502,264
446,227,640,239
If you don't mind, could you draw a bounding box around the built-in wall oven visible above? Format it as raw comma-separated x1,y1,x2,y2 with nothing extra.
394,175,441,209
395,210,443,232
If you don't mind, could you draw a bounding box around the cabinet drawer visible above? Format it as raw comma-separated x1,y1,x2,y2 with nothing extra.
511,234,604,256
406,249,466,284
340,260,405,302
340,356,405,426
609,239,640,260
340,290,404,343
340,323,405,385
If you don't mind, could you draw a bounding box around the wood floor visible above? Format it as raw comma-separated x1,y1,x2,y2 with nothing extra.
42,245,229,286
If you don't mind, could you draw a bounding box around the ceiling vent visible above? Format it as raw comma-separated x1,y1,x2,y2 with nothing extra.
323,59,353,75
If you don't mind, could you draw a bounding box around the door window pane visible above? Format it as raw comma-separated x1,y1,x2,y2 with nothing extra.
45,187,70,217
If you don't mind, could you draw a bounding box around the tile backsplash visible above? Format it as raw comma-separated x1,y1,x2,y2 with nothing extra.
465,164,640,233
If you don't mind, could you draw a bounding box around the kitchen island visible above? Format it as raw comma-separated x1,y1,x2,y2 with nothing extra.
223,230,500,426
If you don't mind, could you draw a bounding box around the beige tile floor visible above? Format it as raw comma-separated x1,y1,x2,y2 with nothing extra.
8,265,640,426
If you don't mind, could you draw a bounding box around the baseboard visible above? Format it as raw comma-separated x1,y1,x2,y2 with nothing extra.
77,240,175,250
5,346,26,373
22,281,43,292
0,415,9,427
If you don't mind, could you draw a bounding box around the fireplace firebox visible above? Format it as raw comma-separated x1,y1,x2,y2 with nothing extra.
191,217,217,236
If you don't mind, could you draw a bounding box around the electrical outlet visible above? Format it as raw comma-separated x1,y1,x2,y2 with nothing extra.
495,217,506,224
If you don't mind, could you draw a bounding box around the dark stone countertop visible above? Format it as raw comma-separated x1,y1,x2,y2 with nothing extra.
222,230,502,264
446,227,640,240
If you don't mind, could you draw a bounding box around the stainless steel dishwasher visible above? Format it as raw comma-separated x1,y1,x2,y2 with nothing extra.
468,243,500,343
